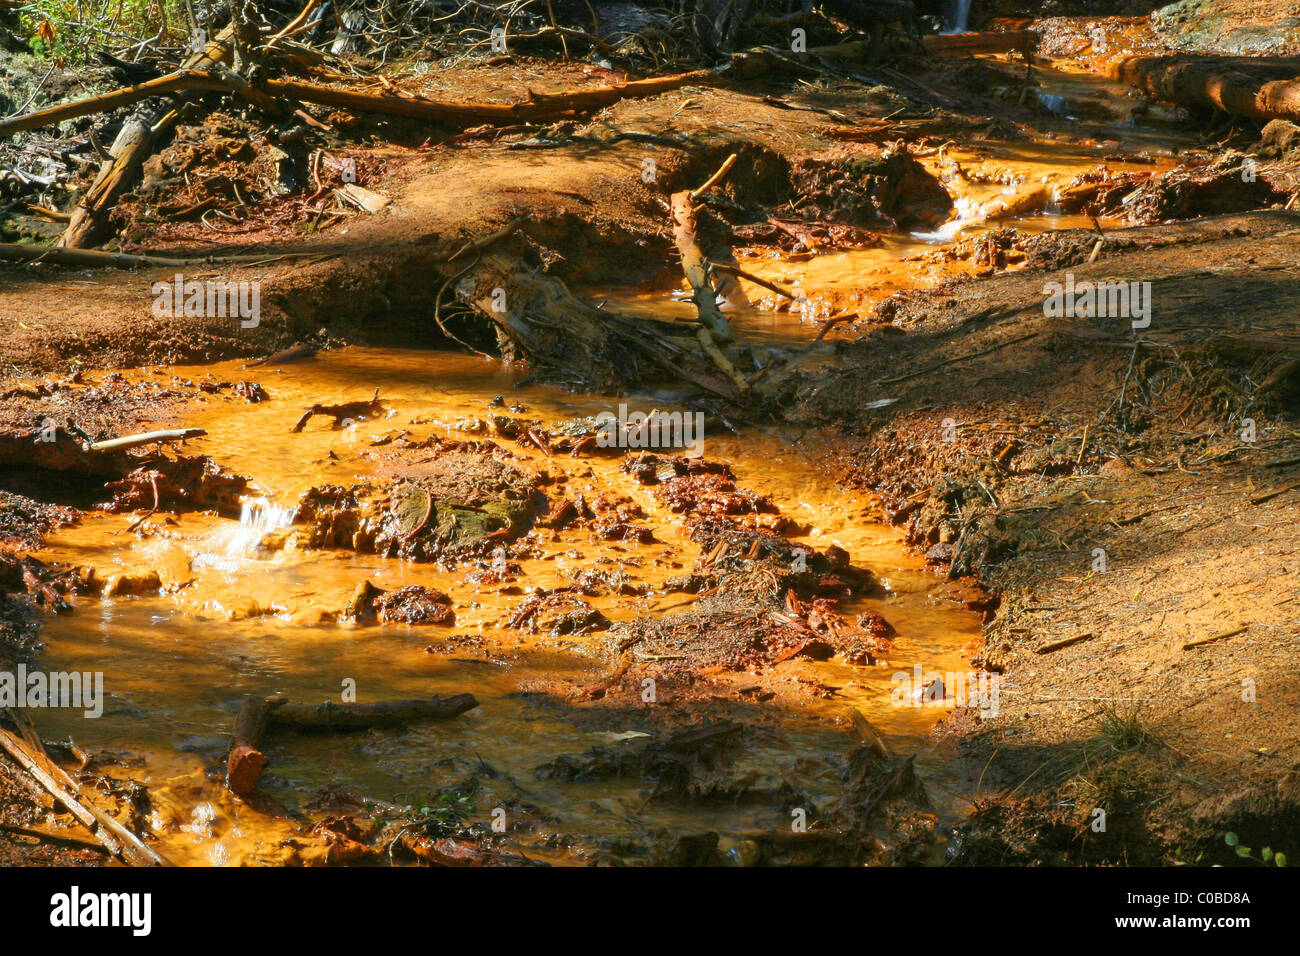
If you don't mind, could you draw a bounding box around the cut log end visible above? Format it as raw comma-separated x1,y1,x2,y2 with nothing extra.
226,743,269,797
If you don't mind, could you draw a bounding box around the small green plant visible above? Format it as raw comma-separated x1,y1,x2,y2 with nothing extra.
382,777,481,832
1098,703,1160,752
19,1,187,63
1225,832,1288,866
1172,846,1203,866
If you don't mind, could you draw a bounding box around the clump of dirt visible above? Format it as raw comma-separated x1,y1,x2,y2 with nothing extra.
373,585,456,626
1062,159,1289,223
535,723,753,801
103,453,249,518
0,553,98,658
789,148,955,231
0,492,79,550
507,589,610,636
1256,119,1300,162
622,453,777,517
607,507,886,673
293,446,541,562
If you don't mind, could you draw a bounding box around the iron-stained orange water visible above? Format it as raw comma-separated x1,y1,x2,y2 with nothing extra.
30,346,982,865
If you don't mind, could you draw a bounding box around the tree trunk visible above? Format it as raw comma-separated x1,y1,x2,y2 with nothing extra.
1112,55,1300,123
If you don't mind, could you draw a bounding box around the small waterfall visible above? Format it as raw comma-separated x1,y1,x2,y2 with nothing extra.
207,496,297,558
238,497,297,534
945,0,973,33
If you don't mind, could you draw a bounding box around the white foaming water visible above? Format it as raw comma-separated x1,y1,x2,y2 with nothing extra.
238,496,298,533
199,496,298,560
944,0,973,34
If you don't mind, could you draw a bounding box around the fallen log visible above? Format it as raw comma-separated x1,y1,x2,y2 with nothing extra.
922,30,1037,56
1111,55,1300,124
226,694,287,797
269,694,479,731
260,68,716,127
0,70,228,138
0,242,323,268
226,693,477,796
728,31,1037,80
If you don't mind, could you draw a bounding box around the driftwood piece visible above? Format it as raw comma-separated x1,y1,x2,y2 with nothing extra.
0,712,168,865
269,694,478,731
87,427,207,453
291,387,382,432
459,249,742,401
244,344,317,367
1112,55,1300,124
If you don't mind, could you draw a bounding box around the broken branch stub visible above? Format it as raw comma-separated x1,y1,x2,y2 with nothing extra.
671,190,731,343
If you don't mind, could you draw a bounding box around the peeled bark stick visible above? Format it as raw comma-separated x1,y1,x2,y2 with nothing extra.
522,69,715,111
269,694,478,731
226,694,287,797
1111,55,1300,123
1035,632,1095,655
690,153,737,201
1182,624,1249,651
87,427,207,453
265,0,323,48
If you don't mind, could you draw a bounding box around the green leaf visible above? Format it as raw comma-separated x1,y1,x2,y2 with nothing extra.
1225,832,1239,846
1236,846,1253,858
1276,853,1287,867
1262,847,1274,862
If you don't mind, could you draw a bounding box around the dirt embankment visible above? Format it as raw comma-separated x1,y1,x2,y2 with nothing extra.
792,209,1300,863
